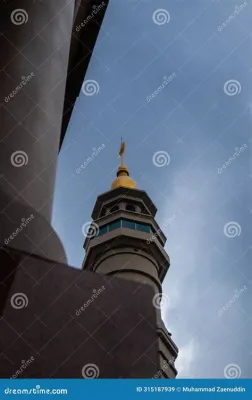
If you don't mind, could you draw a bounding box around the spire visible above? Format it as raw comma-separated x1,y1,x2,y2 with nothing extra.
119,137,125,166
110,139,137,190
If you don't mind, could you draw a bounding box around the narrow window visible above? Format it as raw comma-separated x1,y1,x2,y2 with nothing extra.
121,219,135,230
108,219,122,232
125,204,136,212
136,223,151,233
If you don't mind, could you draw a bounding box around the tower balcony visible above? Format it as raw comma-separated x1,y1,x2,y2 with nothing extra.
83,225,170,293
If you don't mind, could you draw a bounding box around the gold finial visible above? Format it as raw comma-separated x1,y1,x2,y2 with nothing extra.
119,137,125,166
110,139,137,190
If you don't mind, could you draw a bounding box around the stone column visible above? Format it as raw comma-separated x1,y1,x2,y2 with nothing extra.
0,0,75,261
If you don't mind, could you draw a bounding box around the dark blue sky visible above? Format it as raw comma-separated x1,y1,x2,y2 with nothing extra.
53,0,252,378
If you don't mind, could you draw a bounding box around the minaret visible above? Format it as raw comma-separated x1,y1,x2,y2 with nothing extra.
82,141,178,378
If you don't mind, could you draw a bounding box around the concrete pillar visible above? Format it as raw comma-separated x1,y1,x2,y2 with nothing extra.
0,0,75,261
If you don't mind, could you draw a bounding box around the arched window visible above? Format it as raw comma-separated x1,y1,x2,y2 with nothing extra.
125,204,136,212
110,205,119,213
99,208,107,217
140,207,150,215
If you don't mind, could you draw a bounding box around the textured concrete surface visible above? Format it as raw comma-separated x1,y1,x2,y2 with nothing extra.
0,247,159,378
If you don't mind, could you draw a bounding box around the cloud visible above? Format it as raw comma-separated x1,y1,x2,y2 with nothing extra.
176,340,197,378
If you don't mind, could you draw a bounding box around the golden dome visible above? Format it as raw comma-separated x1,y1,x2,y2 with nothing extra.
111,165,137,190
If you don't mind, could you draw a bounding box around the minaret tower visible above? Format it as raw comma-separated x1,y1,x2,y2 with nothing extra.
82,141,178,378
